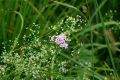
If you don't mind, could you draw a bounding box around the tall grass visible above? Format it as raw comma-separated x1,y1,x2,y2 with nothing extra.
0,0,120,80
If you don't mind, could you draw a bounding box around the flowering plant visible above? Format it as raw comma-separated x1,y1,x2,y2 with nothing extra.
50,33,68,48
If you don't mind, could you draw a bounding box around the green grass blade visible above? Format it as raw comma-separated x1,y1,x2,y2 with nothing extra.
9,11,24,53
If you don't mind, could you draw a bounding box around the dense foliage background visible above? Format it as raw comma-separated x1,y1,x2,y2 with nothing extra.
0,0,120,80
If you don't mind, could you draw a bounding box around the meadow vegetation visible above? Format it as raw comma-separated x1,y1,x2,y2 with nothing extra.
0,0,120,80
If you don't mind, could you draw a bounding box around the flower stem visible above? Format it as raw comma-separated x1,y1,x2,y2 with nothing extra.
51,54,56,80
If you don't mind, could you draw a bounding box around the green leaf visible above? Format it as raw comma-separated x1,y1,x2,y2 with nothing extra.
78,47,98,63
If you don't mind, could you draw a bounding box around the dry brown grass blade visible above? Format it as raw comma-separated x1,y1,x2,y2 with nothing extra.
105,30,117,53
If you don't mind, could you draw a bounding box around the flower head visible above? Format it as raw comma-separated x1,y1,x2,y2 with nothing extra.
50,33,68,49
56,33,66,41
55,33,66,44
60,43,68,49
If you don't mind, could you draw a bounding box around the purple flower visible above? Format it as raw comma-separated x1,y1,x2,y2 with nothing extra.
60,43,68,49
55,38,64,44
56,33,66,41
55,33,66,44
50,33,68,48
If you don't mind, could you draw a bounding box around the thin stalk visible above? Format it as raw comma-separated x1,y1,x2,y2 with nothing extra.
93,0,99,24
86,0,94,79
51,54,56,80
